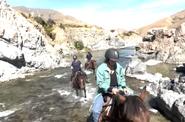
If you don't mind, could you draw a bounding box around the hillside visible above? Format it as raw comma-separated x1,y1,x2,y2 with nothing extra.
14,6,88,26
137,9,185,36
13,6,141,53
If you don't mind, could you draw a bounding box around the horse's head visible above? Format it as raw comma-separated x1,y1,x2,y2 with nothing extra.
118,86,148,104
117,87,150,122
99,87,150,122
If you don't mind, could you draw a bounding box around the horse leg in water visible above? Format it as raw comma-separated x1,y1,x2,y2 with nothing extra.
93,68,95,74
92,62,95,74
84,87,87,98
76,89,79,96
83,77,87,98
75,72,87,98
92,60,96,74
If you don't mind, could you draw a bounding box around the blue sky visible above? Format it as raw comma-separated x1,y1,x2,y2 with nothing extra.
6,0,185,30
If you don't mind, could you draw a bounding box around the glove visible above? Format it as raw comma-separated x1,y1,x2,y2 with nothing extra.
123,87,134,95
112,88,119,95
123,88,128,95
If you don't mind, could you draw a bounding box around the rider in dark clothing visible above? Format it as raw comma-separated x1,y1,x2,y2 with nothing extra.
71,55,82,81
86,51,93,62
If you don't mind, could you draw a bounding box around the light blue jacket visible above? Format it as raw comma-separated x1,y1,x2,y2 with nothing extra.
96,62,126,93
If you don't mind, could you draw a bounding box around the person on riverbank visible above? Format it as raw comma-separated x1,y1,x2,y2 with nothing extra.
91,48,133,122
70,55,83,81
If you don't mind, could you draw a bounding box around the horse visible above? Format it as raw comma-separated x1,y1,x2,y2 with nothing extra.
72,71,87,98
98,87,150,122
85,60,96,73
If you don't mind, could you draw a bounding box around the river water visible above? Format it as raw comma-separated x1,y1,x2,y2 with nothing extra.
0,47,171,122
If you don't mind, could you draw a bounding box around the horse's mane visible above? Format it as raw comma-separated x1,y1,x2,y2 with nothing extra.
72,71,87,98
100,89,150,122
73,71,86,89
119,95,150,122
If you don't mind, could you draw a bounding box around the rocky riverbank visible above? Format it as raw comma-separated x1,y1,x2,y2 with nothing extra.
126,57,185,122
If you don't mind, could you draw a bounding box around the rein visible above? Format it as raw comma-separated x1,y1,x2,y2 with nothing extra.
100,94,117,120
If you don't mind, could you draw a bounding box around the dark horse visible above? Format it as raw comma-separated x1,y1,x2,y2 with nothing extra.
85,60,96,73
98,87,150,122
72,71,87,98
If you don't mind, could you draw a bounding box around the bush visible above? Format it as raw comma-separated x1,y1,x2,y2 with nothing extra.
21,12,27,18
135,46,140,51
58,48,63,54
34,16,56,40
28,13,32,18
59,23,65,30
34,16,47,27
44,24,55,40
74,41,84,50
47,18,55,27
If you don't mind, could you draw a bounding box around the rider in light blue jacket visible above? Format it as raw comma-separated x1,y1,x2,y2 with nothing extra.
92,48,133,122
96,62,126,94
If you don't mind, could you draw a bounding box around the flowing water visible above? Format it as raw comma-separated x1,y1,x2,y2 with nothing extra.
0,47,171,122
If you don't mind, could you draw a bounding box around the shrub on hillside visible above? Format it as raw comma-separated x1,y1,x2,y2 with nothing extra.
21,12,27,18
28,13,32,18
34,16,47,27
33,16,56,40
44,24,55,40
59,23,65,30
74,41,84,50
47,18,56,27
58,48,63,54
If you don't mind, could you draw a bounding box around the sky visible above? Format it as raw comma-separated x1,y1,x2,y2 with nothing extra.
6,0,185,30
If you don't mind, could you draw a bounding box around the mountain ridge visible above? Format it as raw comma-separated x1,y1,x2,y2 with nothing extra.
14,6,89,26
137,9,185,35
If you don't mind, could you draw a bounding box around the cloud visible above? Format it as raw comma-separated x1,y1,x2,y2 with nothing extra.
58,1,185,30
139,0,185,10
8,0,185,30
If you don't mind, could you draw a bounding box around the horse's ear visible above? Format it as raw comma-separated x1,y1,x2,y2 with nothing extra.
118,94,126,104
139,85,148,101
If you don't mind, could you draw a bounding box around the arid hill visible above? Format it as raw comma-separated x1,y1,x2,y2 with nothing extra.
14,6,88,26
137,9,185,36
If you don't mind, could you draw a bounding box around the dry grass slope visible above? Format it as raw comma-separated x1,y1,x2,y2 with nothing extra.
14,6,87,26
137,9,185,36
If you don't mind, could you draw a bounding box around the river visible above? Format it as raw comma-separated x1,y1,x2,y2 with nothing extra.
0,47,171,122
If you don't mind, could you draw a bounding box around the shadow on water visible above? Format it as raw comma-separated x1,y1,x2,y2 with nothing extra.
0,47,170,122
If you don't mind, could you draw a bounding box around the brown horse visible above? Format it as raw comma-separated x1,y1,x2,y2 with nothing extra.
98,87,150,122
85,60,96,73
72,71,87,98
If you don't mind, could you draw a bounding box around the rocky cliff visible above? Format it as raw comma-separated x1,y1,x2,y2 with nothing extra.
0,0,66,81
137,23,185,64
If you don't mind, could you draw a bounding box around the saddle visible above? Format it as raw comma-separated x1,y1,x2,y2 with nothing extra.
99,91,127,122
102,95,113,116
98,93,118,122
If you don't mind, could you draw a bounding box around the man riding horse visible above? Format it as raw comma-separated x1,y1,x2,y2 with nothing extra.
91,48,133,122
70,55,83,81
85,51,96,73
86,51,93,63
71,55,87,97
